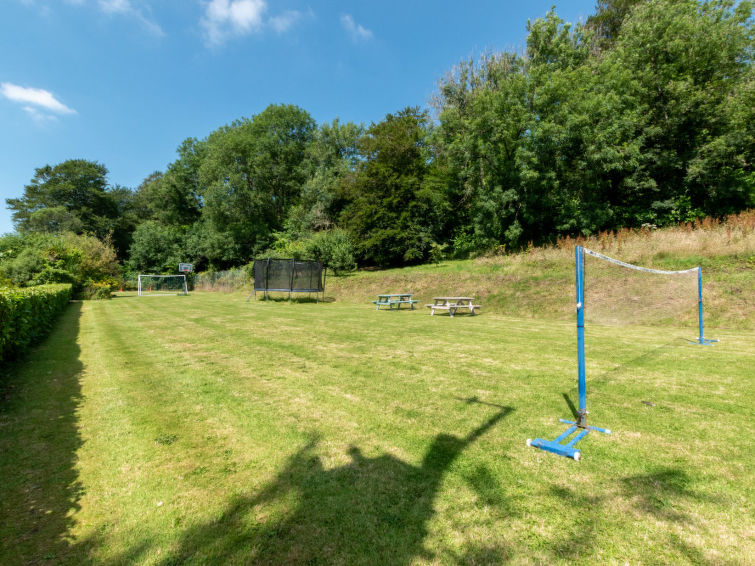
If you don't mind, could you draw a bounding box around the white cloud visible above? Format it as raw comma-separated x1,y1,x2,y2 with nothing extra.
1,83,76,116
97,0,164,36
200,1,309,46
201,0,267,46
17,0,52,17
340,14,372,42
98,0,130,13
22,105,59,123
269,9,302,34
134,11,163,36
19,1,163,35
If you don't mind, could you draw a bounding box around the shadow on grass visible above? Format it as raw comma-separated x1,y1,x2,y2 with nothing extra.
561,392,579,419
545,466,707,561
622,467,711,561
246,294,333,304
589,338,681,386
0,302,84,565
547,485,603,558
157,405,513,565
621,467,701,523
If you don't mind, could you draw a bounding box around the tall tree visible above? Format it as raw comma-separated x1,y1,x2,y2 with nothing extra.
518,10,628,238
586,0,646,51
432,52,530,252
7,159,117,238
341,107,447,267
285,119,364,238
136,138,205,227
433,0,754,252
599,0,755,223
107,184,145,260
199,104,316,265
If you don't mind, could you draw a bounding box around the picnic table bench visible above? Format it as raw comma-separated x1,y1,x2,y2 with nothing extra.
426,297,481,317
372,293,419,310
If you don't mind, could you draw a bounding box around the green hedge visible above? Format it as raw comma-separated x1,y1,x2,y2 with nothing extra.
0,284,72,364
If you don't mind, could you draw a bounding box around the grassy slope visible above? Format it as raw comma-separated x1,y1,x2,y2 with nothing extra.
0,214,753,565
327,212,755,330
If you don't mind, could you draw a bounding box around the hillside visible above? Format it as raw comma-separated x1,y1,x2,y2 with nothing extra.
326,212,755,330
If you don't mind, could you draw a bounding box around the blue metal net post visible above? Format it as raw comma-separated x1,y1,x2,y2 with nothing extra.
527,246,611,461
695,267,718,345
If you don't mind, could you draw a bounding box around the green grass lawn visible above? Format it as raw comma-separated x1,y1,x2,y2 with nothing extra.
1,292,753,565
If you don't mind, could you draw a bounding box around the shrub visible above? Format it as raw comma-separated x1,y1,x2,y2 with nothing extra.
0,247,47,284
63,232,120,284
310,229,357,274
80,279,117,300
0,232,121,299
0,283,72,364
262,229,356,274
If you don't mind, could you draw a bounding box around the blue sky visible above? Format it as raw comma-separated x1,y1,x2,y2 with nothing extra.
0,0,597,235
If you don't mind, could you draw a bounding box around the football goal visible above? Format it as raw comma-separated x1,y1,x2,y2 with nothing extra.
138,274,188,296
527,245,717,460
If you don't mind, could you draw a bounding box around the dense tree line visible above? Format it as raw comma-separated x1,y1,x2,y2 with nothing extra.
3,0,753,283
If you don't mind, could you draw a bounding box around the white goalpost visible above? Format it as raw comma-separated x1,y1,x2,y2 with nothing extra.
137,274,188,296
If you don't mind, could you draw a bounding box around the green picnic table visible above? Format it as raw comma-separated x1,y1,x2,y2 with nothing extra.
372,293,419,310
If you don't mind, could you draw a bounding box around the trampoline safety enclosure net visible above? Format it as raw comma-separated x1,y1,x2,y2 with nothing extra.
250,258,324,300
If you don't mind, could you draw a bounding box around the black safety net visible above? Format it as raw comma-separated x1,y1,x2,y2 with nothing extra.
253,259,324,292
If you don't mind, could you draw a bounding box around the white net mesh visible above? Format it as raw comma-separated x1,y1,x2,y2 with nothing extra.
583,249,699,328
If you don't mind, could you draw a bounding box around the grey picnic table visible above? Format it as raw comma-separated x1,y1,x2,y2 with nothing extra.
372,293,419,310
426,297,481,317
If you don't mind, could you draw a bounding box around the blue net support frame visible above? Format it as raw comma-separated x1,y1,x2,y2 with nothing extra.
527,246,610,461
693,266,719,345
527,246,718,460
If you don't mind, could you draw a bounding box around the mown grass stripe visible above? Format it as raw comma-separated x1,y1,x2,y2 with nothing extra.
1,292,752,564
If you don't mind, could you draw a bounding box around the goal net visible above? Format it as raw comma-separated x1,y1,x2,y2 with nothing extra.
138,274,188,296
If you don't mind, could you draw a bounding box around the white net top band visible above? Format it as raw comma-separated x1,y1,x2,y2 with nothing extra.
583,248,699,275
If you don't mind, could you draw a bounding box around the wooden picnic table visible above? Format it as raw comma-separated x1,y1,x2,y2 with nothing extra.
426,297,481,317
372,293,419,310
